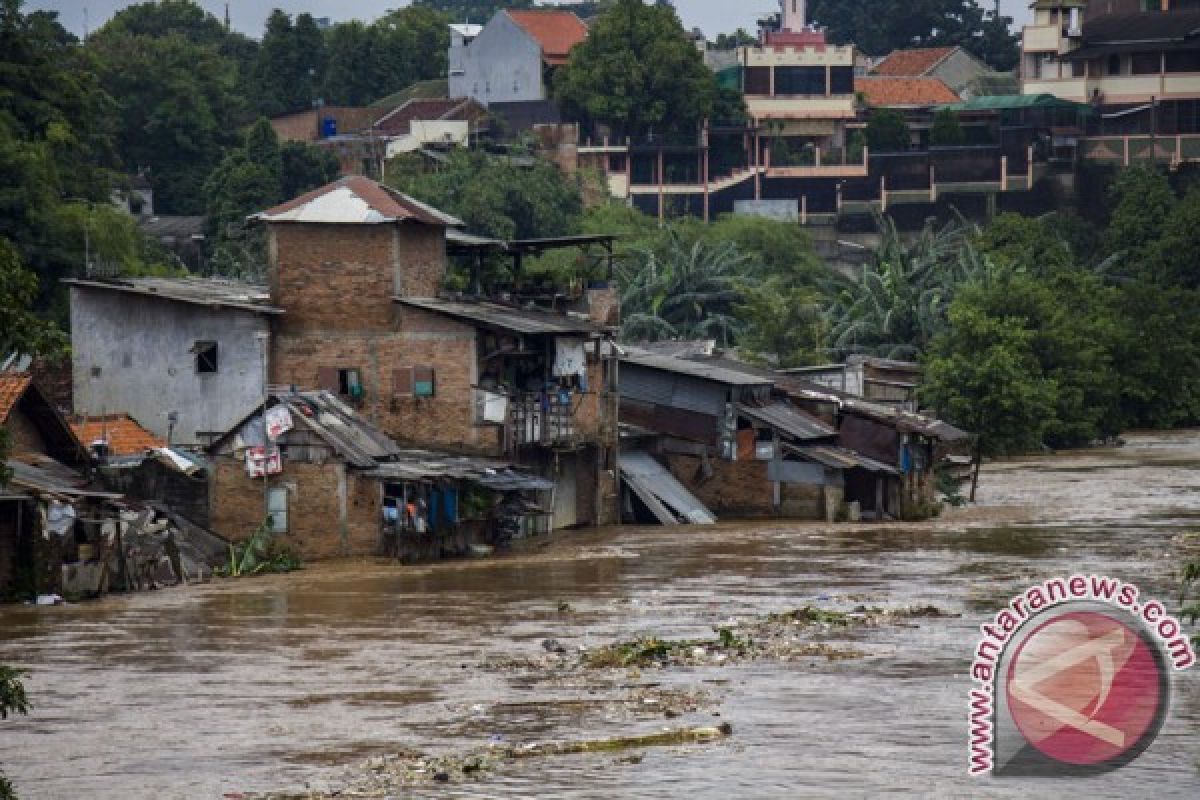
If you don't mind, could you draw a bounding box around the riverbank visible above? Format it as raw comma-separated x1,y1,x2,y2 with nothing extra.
0,432,1197,798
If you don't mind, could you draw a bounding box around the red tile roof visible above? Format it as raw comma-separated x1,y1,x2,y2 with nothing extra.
872,47,957,77
855,77,961,107
255,176,463,227
70,414,165,457
0,372,32,423
506,10,588,65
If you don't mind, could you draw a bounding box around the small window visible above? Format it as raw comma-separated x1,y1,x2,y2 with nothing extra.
267,487,288,533
194,341,218,374
1107,54,1122,76
339,368,363,399
394,366,435,398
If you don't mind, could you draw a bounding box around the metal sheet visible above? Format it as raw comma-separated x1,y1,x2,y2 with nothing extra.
620,451,716,525
767,460,826,485
737,403,837,441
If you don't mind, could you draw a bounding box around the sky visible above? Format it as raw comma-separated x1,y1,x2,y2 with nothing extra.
30,0,1034,41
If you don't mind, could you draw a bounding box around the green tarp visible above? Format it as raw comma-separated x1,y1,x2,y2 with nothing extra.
940,94,1093,115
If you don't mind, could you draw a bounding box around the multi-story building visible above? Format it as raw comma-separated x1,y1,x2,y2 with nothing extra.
737,0,857,152
1022,0,1200,135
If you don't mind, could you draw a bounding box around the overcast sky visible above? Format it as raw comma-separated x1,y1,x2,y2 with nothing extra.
31,0,1033,41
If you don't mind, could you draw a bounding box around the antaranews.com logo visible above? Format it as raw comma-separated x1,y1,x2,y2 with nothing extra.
968,574,1196,776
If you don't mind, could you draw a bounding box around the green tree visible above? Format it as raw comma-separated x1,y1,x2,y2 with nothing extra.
0,663,29,800
714,29,758,49
736,280,826,368
808,0,1018,70
252,10,326,116
555,0,719,140
204,119,338,278
413,0,532,22
923,298,1057,497
618,228,748,345
929,109,966,147
865,108,910,153
826,214,986,359
1104,166,1174,267
88,24,246,214
393,149,582,241
1150,187,1200,289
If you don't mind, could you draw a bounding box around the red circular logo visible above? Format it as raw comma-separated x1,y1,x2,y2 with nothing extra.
1005,611,1165,766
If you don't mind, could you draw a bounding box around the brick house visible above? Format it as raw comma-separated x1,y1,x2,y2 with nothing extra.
255,176,621,531
207,389,554,562
0,373,121,599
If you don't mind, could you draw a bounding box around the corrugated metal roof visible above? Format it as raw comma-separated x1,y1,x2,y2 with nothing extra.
367,451,552,490
620,450,716,525
397,296,608,335
5,457,123,499
283,392,403,468
788,445,899,475
737,403,837,442
255,176,463,227
776,377,970,442
64,277,282,315
621,349,773,387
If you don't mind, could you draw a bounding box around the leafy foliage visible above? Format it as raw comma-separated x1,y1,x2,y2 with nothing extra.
555,0,726,140
0,664,29,800
203,118,338,278
618,228,748,345
393,148,583,241
930,110,966,147
865,108,911,153
808,0,1019,70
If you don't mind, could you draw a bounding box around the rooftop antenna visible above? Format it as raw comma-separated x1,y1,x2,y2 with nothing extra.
224,2,231,31
83,6,89,41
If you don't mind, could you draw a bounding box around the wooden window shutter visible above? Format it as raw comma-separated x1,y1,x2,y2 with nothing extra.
317,367,339,392
393,367,415,397
414,365,435,397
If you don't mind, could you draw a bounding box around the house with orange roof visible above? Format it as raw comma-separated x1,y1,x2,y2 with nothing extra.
854,77,962,110
0,372,86,467
70,414,164,458
448,9,588,107
870,46,989,98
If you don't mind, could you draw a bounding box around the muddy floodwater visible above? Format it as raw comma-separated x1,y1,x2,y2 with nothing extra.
2,432,1200,798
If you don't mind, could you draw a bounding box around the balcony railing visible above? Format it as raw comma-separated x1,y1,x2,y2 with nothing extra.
507,392,578,449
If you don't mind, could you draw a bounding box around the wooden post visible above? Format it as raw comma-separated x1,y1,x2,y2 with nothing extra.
1123,136,1130,166
625,145,632,200
930,165,937,202
754,131,762,200
880,175,887,212
800,194,807,225
658,148,665,223
1027,144,1034,185
1001,155,1008,191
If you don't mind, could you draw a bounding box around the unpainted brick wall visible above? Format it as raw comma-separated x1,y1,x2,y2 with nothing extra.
5,407,46,455
209,457,381,561
665,454,775,517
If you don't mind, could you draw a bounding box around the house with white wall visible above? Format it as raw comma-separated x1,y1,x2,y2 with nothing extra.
447,9,588,107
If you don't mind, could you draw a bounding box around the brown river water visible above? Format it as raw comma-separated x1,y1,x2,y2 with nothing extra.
2,431,1200,798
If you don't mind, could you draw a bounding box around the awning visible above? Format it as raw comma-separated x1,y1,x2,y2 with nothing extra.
787,445,900,475
620,450,716,525
474,469,555,492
